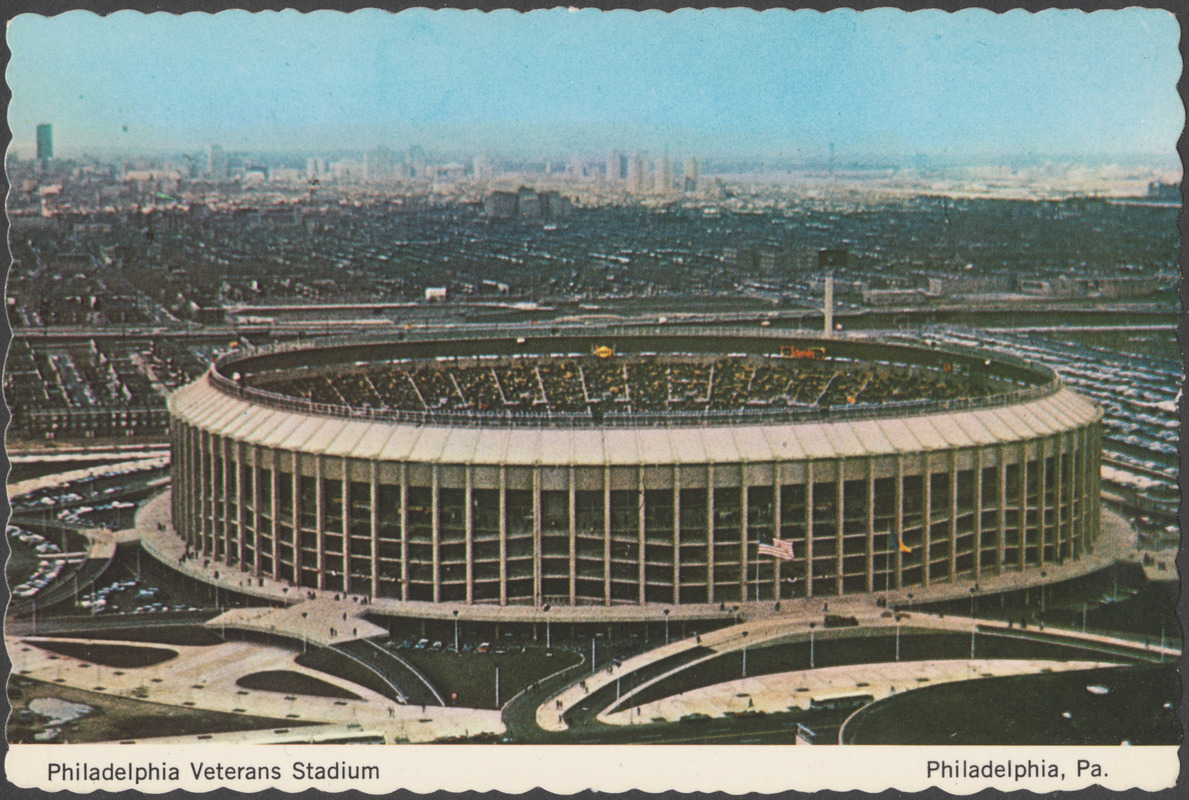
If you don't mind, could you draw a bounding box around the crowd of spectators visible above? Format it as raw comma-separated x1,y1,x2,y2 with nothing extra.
252,354,992,416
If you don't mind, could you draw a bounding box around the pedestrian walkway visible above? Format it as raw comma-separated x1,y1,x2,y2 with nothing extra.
597,658,1125,726
10,633,504,744
206,599,387,648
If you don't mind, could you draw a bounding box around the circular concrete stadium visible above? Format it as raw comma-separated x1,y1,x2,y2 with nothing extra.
167,329,1103,612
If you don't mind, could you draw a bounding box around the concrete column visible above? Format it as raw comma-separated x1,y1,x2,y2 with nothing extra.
432,465,440,603
235,441,245,568
533,468,542,606
465,466,474,605
250,446,260,578
835,459,844,596
370,461,379,599
222,437,232,560
603,466,612,606
740,472,749,603
1055,434,1065,562
805,462,815,598
773,462,783,601
1037,439,1047,567
997,446,1008,574
1070,432,1079,558
1018,442,1028,571
1091,424,1102,549
400,463,409,602
706,465,715,604
1076,426,1088,557
637,470,646,605
894,455,904,590
973,448,984,580
271,457,281,582
199,428,208,551
291,450,301,586
922,455,931,588
949,449,958,581
185,426,196,549
672,466,681,605
568,468,576,606
865,460,875,593
498,464,507,606
342,460,352,595
314,456,325,590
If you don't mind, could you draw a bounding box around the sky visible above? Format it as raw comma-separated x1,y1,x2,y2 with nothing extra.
6,8,1183,166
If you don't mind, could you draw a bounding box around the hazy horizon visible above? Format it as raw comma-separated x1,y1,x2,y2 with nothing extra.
7,8,1183,170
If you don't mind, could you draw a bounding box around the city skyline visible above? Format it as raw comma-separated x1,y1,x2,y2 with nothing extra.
7,8,1182,169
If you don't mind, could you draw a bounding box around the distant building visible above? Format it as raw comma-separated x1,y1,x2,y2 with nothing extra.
472,154,491,184
364,147,397,183
484,187,571,221
207,145,228,180
606,151,624,182
36,124,53,161
683,157,700,192
518,187,542,219
722,247,758,270
424,287,448,302
626,152,644,193
408,145,427,180
1146,181,1180,203
655,153,673,195
485,191,519,220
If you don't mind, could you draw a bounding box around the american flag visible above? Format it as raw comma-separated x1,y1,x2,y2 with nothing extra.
758,537,795,561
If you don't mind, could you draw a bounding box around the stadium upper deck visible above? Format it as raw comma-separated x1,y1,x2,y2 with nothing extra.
251,354,999,418
212,329,1058,429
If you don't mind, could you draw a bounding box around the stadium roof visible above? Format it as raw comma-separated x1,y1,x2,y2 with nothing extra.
171,375,1100,465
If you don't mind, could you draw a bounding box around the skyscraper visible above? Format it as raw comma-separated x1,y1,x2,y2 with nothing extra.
364,147,397,183
605,151,623,183
36,124,53,161
655,151,673,196
409,145,426,180
683,157,701,192
207,145,228,180
626,152,643,193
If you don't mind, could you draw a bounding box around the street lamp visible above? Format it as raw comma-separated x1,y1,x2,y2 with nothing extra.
1040,572,1047,614
741,630,749,678
894,614,901,662
543,604,551,651
453,609,460,653
1082,602,1087,634
663,608,670,646
808,622,816,669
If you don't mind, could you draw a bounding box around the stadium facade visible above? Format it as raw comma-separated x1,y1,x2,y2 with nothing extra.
168,331,1103,610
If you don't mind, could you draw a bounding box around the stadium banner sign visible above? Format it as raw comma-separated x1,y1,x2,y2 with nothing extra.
6,744,1179,793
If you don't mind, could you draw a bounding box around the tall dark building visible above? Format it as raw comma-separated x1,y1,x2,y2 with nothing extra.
36,123,53,161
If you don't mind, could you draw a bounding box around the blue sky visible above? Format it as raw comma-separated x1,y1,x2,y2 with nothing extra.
7,8,1183,164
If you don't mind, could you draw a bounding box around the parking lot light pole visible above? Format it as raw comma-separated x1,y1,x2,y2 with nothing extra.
1082,602,1087,634
809,623,816,669
543,604,551,650
453,609,460,653
663,608,670,645
741,630,749,678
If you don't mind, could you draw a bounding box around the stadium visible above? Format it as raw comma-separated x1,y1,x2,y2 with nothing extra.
167,329,1103,618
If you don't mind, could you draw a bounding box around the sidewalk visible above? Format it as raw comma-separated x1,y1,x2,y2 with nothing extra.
598,658,1125,726
10,632,504,744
